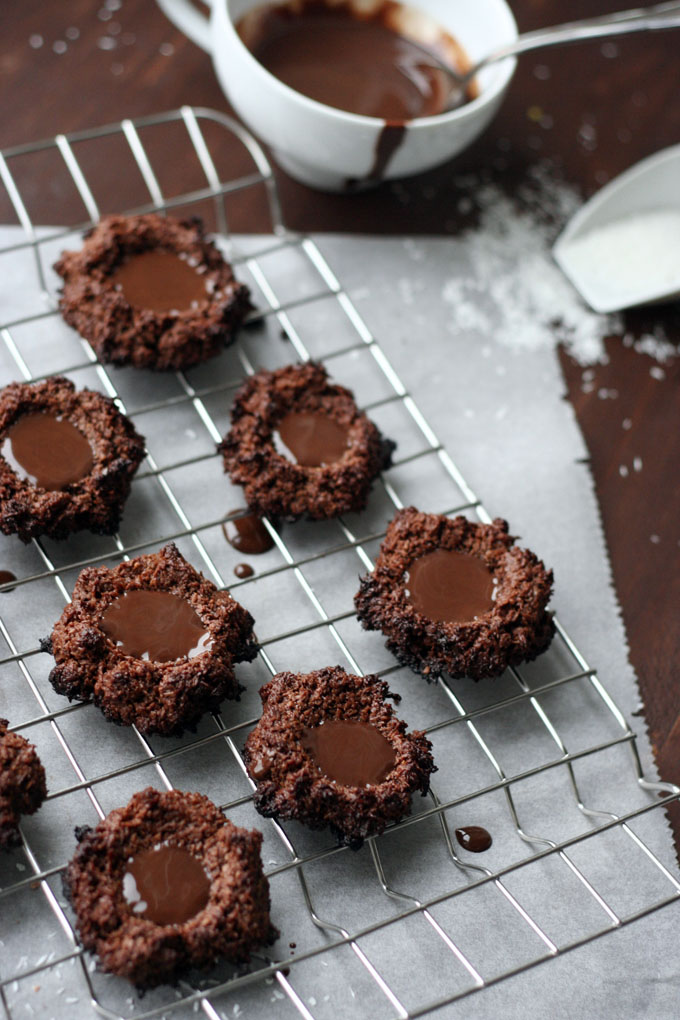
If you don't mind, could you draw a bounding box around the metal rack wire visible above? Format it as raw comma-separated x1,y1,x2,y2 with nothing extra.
0,107,678,1020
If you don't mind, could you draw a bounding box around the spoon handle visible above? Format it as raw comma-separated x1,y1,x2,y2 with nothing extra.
470,1,680,81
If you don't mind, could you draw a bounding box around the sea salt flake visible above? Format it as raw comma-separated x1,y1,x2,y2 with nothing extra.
633,457,643,472
438,168,626,365
650,534,660,544
65,27,80,40
159,42,175,56
622,418,632,430
98,36,116,49
52,40,67,54
29,34,44,48
650,365,666,380
619,465,629,477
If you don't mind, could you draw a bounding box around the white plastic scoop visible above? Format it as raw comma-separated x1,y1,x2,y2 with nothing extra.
553,144,680,314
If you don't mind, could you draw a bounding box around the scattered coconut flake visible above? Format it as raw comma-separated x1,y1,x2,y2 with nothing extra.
650,365,666,380
438,166,676,366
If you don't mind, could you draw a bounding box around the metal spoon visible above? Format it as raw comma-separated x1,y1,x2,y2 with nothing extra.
422,2,680,111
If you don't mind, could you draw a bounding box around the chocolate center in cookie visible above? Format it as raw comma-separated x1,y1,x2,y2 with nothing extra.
111,251,208,313
405,549,495,623
2,413,94,490
123,844,210,925
100,590,213,662
275,412,349,467
301,719,396,786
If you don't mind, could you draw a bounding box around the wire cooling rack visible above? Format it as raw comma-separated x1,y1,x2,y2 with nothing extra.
0,107,679,1020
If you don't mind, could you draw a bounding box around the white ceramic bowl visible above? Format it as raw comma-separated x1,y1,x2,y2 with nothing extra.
157,0,518,191
553,144,680,313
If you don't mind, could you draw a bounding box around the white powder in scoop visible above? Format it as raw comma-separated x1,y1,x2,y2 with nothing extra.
439,167,676,365
563,209,680,309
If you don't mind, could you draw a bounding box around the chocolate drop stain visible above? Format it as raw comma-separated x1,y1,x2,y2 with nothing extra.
234,562,254,579
455,825,492,853
0,570,17,591
223,509,274,555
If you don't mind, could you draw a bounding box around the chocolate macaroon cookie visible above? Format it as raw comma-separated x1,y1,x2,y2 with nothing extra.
0,376,145,543
54,213,251,371
64,787,277,989
219,361,395,521
244,666,435,848
46,543,257,735
0,718,47,849
355,507,555,681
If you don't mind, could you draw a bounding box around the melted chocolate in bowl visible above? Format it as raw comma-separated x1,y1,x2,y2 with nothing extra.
275,412,349,467
123,844,210,925
111,251,208,313
405,548,495,624
237,0,467,120
2,413,93,491
301,719,396,786
223,510,274,554
99,590,213,662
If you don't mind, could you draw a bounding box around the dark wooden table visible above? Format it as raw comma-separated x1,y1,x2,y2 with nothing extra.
2,0,679,841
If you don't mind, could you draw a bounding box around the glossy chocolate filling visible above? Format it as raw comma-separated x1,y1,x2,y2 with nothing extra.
111,251,208,313
99,590,213,662
0,570,16,590
123,844,210,925
301,719,396,786
2,413,93,491
405,548,495,624
275,411,349,467
223,510,274,554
